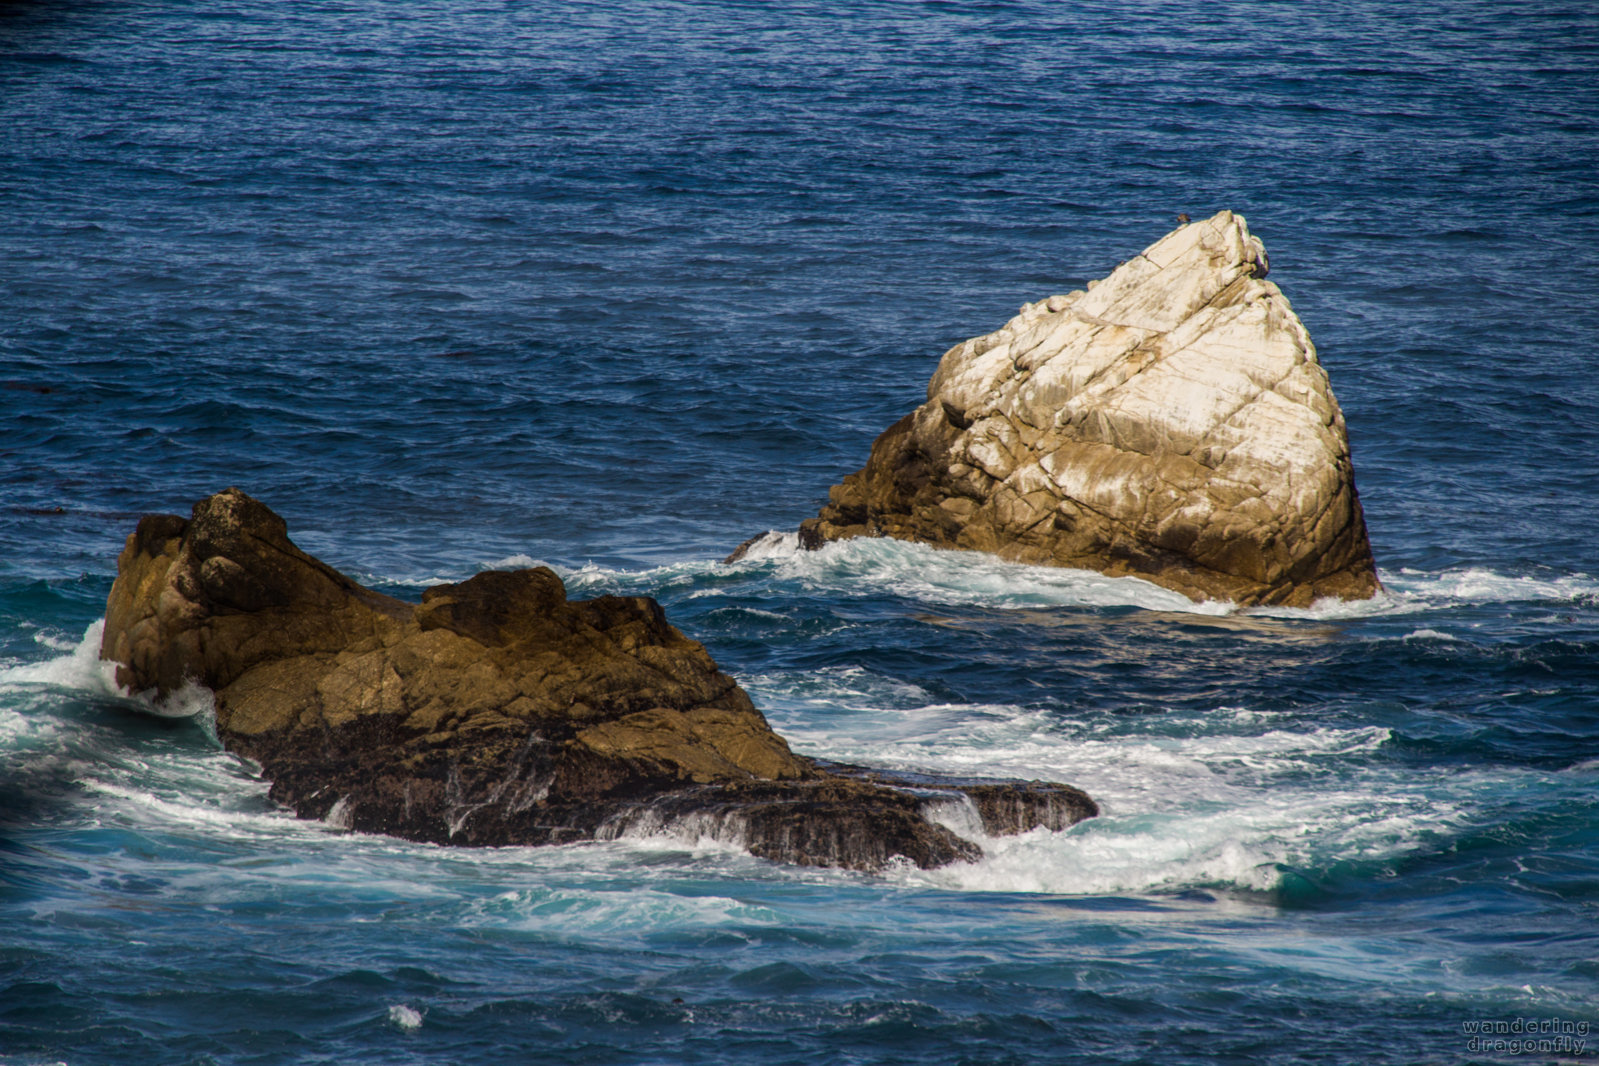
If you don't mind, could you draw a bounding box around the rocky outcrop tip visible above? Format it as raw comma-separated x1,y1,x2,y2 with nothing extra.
744,211,1379,607
100,489,1096,869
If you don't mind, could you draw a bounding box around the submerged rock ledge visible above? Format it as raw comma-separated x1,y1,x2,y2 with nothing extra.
99,489,1095,869
739,211,1379,607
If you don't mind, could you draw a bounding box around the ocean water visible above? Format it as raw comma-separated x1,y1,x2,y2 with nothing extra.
3,1,1598,1063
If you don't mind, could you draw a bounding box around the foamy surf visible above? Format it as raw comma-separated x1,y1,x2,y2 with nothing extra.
1,620,222,730
899,772,1465,898
487,537,1227,614
388,1005,423,1030
1251,567,1599,621
4,565,1586,905
740,664,1499,897
0,620,121,697
474,541,1596,623
731,535,1231,612
461,884,786,935
586,699,1485,900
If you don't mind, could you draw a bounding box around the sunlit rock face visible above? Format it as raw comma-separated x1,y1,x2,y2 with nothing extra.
783,211,1379,607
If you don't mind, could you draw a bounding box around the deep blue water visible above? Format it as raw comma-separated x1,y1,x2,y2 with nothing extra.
4,1,1599,1063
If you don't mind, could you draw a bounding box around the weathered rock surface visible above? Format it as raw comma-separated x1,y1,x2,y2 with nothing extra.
762,211,1378,607
100,489,1095,869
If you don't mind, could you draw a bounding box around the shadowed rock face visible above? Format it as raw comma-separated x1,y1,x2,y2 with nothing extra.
758,211,1379,607
100,489,1095,869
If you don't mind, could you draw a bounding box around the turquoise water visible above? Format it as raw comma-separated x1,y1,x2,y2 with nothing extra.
3,2,1598,1063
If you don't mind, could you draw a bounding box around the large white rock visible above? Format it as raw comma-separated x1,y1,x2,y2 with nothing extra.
786,210,1379,607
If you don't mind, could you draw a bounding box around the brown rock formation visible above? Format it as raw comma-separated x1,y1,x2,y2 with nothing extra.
756,211,1379,607
100,489,1095,869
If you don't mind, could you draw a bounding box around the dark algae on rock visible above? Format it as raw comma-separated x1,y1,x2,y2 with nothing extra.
99,489,1095,869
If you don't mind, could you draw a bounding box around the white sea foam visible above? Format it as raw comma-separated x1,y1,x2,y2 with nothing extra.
580,711,1464,900
461,536,1229,613
0,703,56,748
0,619,120,697
1394,566,1597,606
726,535,1229,613
737,662,1485,897
1,620,220,728
461,883,785,933
79,771,291,838
0,623,315,844
900,774,1458,897
388,1005,423,1030
595,806,755,855
728,530,800,562
32,628,81,652
1257,567,1599,621
487,552,544,571
323,795,355,830
466,537,1597,622
682,683,1445,898
769,700,1396,812
147,680,219,724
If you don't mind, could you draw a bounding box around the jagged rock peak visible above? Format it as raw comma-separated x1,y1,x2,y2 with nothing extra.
774,210,1379,607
